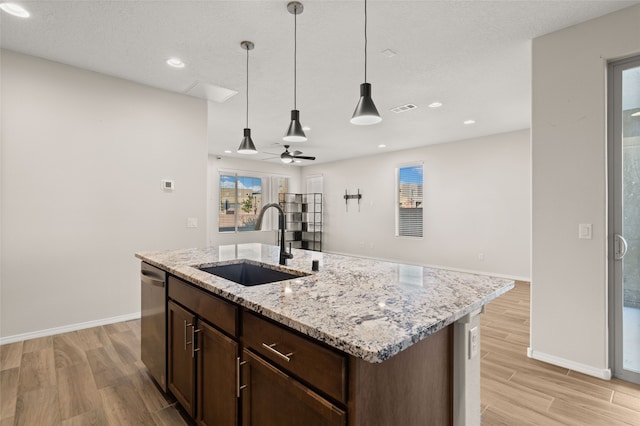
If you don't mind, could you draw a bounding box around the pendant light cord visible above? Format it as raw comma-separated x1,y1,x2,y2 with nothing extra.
294,5,297,110
246,45,249,128
364,0,368,83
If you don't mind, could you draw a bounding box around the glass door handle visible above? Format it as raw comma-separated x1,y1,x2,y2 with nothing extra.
614,234,628,260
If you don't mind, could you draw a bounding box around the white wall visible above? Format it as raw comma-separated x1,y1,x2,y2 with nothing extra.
301,129,531,279
1,50,208,340
206,154,302,247
530,5,640,378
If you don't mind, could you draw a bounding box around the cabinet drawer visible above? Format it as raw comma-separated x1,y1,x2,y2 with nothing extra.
168,276,238,337
242,311,347,404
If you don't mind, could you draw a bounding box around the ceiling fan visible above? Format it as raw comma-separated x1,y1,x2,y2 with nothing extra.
263,145,316,163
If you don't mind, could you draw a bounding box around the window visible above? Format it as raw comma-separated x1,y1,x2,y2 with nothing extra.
218,173,289,233
306,174,323,194
219,174,262,232
396,164,423,237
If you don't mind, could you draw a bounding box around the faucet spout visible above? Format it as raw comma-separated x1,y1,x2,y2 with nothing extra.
255,203,293,265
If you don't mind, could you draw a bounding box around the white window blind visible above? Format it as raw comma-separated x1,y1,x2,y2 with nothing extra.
306,174,323,194
396,164,423,238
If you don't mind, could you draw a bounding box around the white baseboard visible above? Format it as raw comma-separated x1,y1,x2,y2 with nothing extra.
527,347,612,380
0,312,141,346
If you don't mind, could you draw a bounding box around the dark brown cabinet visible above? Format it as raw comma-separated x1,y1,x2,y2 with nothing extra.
168,300,196,415
241,349,346,426
159,272,453,426
197,321,238,426
168,277,240,426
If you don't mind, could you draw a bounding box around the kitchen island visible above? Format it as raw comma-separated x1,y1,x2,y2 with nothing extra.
136,244,514,426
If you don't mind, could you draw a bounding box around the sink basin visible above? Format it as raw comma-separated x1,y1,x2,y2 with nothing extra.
198,261,308,286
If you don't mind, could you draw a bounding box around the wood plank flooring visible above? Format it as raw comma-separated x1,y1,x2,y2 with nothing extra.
481,281,640,425
1,281,638,425
0,321,187,425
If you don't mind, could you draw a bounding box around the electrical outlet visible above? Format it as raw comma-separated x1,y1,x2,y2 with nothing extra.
469,326,479,359
187,217,198,228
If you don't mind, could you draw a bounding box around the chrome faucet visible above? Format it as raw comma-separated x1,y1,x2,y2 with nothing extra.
255,203,293,265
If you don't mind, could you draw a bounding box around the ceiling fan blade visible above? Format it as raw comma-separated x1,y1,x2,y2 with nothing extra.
292,155,315,161
292,150,302,156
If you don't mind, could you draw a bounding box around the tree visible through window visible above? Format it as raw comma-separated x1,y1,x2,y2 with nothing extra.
397,164,423,237
219,174,263,232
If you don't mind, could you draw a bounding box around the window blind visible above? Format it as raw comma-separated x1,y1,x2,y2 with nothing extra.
397,165,423,238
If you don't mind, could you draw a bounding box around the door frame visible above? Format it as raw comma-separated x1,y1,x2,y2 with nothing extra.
608,54,640,384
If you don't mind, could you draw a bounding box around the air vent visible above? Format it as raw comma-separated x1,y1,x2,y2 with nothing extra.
390,104,417,113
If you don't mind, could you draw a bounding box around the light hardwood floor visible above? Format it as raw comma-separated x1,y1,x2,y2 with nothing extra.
0,321,188,425
481,281,640,425
1,281,639,425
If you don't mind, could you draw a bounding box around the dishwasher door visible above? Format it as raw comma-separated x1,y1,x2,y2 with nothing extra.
141,262,167,392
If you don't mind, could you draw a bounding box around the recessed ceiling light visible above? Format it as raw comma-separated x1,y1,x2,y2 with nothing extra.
0,3,30,18
378,144,386,148
428,102,443,108
302,126,311,131
464,119,476,125
224,150,232,154
166,58,185,68
632,111,640,117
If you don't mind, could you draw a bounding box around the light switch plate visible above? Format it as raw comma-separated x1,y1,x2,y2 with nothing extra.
579,223,592,239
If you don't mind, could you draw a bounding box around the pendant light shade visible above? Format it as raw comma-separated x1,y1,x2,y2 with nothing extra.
351,83,381,125
284,110,306,142
284,2,307,142
237,128,256,154
237,41,257,154
351,0,381,125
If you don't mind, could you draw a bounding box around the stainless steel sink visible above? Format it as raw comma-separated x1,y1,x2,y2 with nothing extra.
198,261,308,286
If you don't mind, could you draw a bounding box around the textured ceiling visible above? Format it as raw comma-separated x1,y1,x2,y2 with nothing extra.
2,0,638,164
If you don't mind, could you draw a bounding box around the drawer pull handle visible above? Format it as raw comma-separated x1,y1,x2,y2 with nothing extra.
191,326,201,358
262,343,293,362
184,320,192,351
236,357,247,398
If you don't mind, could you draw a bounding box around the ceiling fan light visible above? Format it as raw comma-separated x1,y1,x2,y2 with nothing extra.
283,109,307,142
351,83,382,125
237,128,257,154
281,150,294,163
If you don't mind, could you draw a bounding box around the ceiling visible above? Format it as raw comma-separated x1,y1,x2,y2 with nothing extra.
2,1,637,164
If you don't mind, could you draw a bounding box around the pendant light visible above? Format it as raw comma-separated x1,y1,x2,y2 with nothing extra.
351,0,382,125
237,41,258,154
283,1,307,142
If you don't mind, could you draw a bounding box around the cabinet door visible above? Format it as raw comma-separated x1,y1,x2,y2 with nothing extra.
197,321,238,426
241,349,346,426
168,300,196,416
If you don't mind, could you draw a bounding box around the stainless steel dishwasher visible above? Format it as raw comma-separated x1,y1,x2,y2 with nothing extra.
141,262,167,392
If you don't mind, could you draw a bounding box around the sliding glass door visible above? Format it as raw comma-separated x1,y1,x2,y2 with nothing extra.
609,55,640,384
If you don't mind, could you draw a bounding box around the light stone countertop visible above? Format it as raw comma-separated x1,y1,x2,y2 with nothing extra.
136,243,514,363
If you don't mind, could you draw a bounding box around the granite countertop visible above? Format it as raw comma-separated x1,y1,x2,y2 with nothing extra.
136,243,514,363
